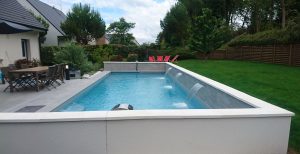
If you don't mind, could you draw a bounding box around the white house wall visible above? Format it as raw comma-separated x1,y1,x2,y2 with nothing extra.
42,24,62,46
17,0,63,46
0,32,40,66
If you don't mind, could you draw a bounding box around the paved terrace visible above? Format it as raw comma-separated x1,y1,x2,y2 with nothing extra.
0,71,109,112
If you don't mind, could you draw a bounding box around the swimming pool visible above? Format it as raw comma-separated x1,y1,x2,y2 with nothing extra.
0,62,293,154
56,73,207,111
56,62,254,112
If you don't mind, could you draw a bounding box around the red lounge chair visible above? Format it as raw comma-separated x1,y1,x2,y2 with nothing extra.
149,56,155,62
170,55,179,63
157,56,163,62
164,56,171,62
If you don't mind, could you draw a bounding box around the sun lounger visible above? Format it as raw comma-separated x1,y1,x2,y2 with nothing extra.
149,56,155,62
170,55,179,63
164,56,171,62
157,56,163,62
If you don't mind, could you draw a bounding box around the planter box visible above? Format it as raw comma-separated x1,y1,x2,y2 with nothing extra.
69,70,81,79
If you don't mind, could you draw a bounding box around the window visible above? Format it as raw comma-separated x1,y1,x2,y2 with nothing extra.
21,39,29,59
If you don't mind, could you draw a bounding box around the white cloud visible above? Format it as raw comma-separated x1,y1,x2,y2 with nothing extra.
41,0,176,43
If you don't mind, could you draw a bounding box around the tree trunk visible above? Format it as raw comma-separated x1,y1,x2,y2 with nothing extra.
281,0,286,29
225,0,230,25
255,4,260,32
269,0,274,24
251,1,260,33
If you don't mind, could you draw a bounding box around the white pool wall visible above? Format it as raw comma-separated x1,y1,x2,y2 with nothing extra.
0,62,294,154
0,111,292,154
104,62,165,72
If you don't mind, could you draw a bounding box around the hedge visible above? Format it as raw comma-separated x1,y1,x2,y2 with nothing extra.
40,44,197,65
227,18,300,47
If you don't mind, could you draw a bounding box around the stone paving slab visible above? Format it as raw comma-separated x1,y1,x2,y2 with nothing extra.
15,105,45,112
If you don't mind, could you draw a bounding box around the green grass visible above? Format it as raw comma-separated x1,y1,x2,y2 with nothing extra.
177,60,300,152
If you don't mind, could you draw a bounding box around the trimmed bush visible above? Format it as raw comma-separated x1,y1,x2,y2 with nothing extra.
110,55,123,61
41,44,199,67
54,44,93,75
80,61,94,75
90,46,112,68
40,46,61,65
169,49,196,60
127,54,138,62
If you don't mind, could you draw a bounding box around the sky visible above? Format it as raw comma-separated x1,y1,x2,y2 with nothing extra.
40,0,177,44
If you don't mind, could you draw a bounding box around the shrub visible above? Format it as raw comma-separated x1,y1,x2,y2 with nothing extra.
91,46,112,64
15,59,30,69
286,16,300,43
54,44,93,74
227,21,300,46
169,50,196,60
83,45,101,62
110,55,123,61
40,46,61,65
92,63,102,72
127,54,138,62
80,44,183,62
89,47,112,68
79,61,94,75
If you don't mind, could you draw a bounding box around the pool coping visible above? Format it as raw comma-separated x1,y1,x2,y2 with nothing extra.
0,62,294,123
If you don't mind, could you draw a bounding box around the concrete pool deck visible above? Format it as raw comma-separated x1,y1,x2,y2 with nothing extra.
0,71,110,112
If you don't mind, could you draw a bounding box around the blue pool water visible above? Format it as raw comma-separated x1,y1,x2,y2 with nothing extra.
56,73,207,112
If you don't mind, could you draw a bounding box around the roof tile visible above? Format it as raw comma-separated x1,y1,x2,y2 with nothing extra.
27,0,66,35
0,0,45,30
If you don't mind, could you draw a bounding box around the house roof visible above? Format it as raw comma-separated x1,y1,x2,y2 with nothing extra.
0,0,46,31
0,19,33,34
26,0,66,35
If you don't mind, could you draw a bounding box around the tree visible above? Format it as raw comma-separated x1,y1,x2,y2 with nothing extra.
106,18,136,45
61,3,105,45
179,0,204,22
189,8,231,54
281,0,286,28
203,0,243,26
159,2,190,47
158,0,300,49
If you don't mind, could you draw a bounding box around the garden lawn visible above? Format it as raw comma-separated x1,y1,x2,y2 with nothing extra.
177,60,300,152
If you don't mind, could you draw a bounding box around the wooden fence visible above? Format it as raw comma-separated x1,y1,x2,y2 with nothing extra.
202,44,300,67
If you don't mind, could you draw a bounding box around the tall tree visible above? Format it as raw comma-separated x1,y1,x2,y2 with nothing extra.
203,0,241,25
189,8,231,53
179,0,204,22
281,0,286,28
159,2,190,47
61,3,105,45
106,18,136,45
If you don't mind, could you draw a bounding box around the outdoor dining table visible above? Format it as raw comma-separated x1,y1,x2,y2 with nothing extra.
9,66,48,92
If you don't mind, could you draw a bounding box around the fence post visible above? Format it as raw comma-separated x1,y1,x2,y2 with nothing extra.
272,44,275,63
241,46,243,60
289,44,293,66
260,45,263,61
251,46,253,61
225,48,228,59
